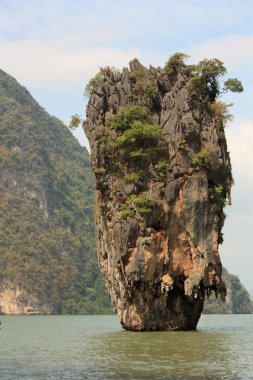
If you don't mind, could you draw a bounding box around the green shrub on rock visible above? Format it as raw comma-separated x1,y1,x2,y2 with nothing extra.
123,172,142,184
120,194,157,218
187,58,243,101
164,52,189,75
191,148,211,172
84,72,103,97
154,160,170,178
210,185,228,208
109,105,152,131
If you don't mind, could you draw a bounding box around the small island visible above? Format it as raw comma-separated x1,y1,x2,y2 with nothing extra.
85,53,243,331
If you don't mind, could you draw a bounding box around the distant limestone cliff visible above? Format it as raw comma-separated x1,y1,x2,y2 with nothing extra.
204,268,253,314
85,54,243,330
0,69,110,315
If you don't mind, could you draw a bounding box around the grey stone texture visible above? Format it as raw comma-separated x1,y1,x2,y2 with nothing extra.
84,59,232,330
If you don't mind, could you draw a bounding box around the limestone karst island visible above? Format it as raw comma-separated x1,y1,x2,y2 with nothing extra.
84,53,245,330
0,54,252,328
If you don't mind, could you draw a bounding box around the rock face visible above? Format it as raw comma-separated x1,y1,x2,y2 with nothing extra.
85,59,232,330
0,281,52,314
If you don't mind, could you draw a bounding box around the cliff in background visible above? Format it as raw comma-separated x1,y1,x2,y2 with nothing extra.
203,268,253,314
85,55,240,330
0,69,110,315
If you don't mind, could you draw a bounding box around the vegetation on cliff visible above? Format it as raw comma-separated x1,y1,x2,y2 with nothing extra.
84,53,244,330
85,54,242,247
0,69,111,314
0,54,247,318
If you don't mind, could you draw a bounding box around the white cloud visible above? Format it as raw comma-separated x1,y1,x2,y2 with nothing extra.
227,122,253,182
1,2,253,93
190,34,253,68
0,39,141,89
220,121,253,290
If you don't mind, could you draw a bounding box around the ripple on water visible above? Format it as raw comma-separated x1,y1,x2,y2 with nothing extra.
0,314,253,380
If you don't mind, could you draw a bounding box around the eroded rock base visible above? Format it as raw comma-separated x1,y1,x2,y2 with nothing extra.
120,286,204,331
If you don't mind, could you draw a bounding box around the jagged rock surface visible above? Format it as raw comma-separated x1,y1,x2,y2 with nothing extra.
84,59,232,330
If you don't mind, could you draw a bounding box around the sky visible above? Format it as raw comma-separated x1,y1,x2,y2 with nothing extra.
0,0,253,293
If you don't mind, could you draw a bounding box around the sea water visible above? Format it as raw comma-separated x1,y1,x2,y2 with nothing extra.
0,314,253,379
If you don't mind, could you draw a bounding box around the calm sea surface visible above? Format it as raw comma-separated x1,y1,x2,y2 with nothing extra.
0,314,252,380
